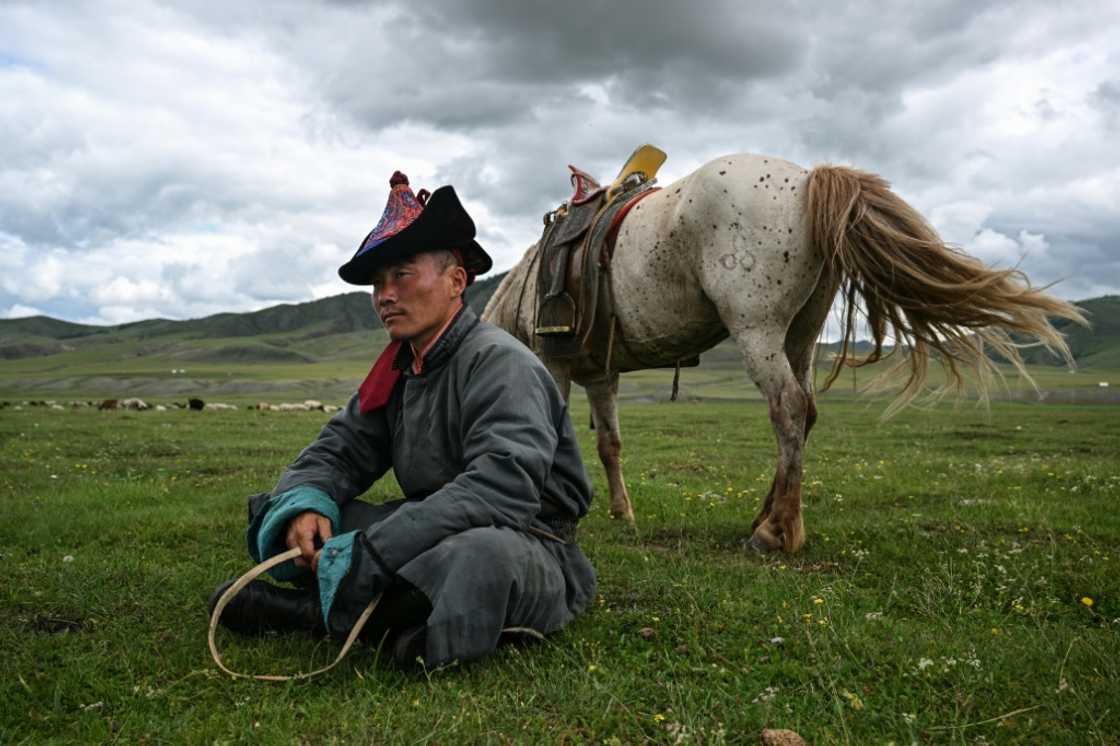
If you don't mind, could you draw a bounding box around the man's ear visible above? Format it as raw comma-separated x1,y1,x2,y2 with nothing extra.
449,265,468,298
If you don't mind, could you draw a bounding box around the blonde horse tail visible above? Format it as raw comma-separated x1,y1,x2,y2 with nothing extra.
806,164,1087,416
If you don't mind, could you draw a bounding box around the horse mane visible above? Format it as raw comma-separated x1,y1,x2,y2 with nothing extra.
806,165,1088,416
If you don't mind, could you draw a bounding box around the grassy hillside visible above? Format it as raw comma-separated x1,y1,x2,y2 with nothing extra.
0,273,504,348
1,278,1115,402
0,274,505,400
1020,295,1120,368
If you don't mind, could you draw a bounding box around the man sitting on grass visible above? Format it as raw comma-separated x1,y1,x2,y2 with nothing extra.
210,172,596,668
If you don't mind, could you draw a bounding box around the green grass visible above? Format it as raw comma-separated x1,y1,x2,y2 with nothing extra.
3,338,1117,409
1,397,1118,744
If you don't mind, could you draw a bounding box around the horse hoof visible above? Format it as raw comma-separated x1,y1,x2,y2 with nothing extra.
610,508,635,523
747,533,780,554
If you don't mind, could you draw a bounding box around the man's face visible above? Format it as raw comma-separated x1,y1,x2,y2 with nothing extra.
371,252,466,348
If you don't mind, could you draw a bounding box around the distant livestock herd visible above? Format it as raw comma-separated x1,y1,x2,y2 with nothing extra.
0,398,342,413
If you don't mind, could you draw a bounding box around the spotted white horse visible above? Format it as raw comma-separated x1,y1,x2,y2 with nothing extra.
483,153,1084,553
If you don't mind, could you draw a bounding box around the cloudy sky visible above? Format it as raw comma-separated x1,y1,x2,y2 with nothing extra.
2,0,1118,325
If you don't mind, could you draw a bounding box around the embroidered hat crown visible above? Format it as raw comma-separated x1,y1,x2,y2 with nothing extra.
338,171,492,286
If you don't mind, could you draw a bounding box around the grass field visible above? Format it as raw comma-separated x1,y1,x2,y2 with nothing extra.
1,393,1118,744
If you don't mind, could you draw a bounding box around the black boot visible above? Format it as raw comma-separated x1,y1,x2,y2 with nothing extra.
361,587,432,666
208,579,325,636
391,625,428,668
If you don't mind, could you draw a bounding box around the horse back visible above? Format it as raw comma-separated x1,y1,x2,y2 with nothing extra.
605,154,823,367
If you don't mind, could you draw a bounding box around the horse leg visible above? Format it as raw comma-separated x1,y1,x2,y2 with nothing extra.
544,360,573,403
750,385,809,535
749,269,835,537
584,374,634,522
749,296,829,535
735,332,809,553
783,271,837,443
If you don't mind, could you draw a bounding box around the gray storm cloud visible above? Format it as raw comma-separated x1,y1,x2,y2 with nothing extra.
1,0,1118,323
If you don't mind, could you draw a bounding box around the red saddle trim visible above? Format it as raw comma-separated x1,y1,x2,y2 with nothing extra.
359,340,403,413
602,188,661,265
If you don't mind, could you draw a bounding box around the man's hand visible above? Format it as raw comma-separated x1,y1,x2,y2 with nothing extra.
285,510,333,570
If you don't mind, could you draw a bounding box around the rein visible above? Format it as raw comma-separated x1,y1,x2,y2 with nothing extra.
208,546,381,682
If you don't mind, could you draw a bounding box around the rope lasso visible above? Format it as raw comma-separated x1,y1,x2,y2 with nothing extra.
208,546,381,682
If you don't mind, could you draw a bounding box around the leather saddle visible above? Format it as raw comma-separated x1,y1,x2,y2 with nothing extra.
535,144,676,369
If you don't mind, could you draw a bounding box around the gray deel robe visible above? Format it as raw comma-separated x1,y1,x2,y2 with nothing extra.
247,306,596,666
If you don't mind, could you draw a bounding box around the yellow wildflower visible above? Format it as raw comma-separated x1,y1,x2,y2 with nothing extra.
1080,596,1094,608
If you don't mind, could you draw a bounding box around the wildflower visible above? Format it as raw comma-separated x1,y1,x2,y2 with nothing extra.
917,658,934,670
840,689,864,710
653,713,666,723
62,555,74,563
1080,596,1094,608
812,597,825,605
588,664,599,673
752,686,779,704
864,611,883,621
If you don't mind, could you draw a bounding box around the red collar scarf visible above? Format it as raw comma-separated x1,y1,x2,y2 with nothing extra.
358,340,403,414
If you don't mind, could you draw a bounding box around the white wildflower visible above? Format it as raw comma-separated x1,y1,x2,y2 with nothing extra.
752,686,779,703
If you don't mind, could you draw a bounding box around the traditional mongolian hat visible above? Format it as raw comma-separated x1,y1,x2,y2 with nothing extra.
338,171,492,285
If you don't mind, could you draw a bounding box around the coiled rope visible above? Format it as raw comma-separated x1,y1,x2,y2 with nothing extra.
207,546,380,682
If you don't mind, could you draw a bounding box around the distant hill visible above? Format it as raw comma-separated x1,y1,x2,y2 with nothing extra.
1017,295,1120,368
0,272,507,359
1,277,1114,373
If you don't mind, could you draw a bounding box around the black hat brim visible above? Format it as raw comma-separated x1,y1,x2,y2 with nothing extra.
338,185,493,285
